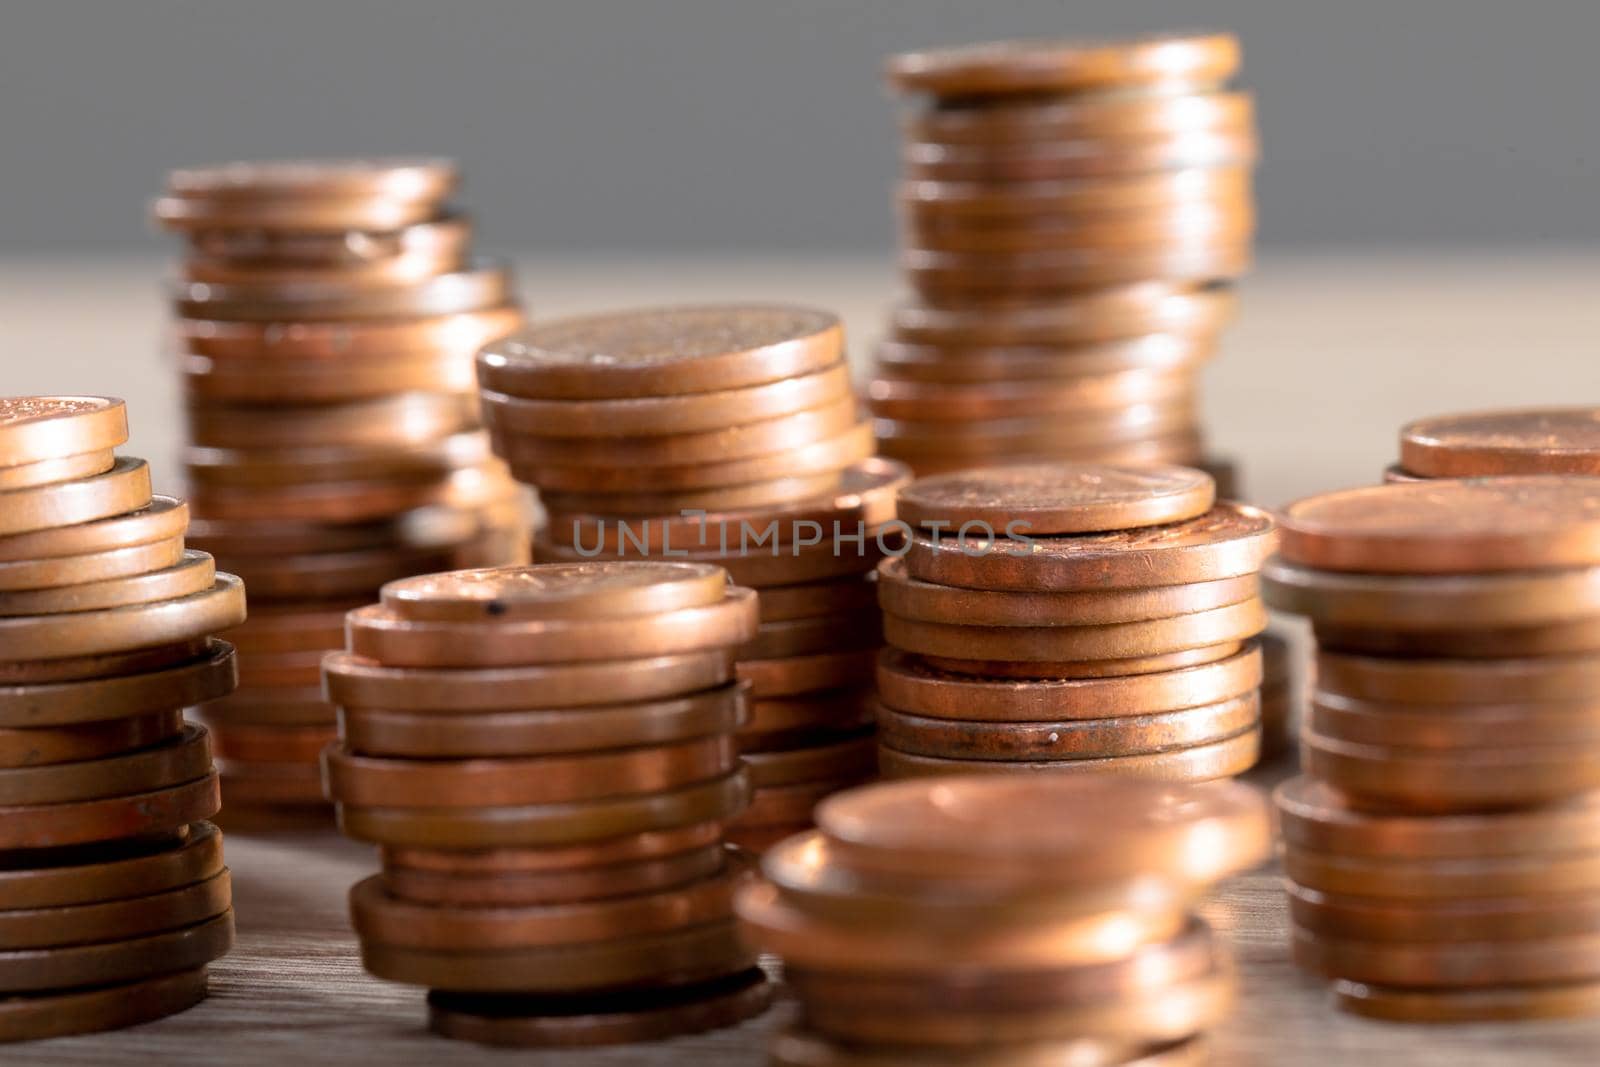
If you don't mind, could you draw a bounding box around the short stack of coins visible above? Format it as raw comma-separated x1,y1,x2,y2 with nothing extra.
153,158,529,822
0,397,239,1041
738,775,1268,1066
483,306,911,850
321,562,775,1045
876,462,1275,781
1267,476,1600,1021
871,32,1256,479
1392,406,1600,482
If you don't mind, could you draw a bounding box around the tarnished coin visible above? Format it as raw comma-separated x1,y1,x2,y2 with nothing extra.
0,575,245,660
887,33,1241,97
879,730,1259,782
478,304,843,399
1277,477,1600,573
0,823,222,911
1399,407,1600,477
0,910,233,994
0,726,213,806
0,458,152,537
895,463,1214,534
0,773,219,850
0,397,127,468
0,711,185,769
381,562,728,622
0,870,230,950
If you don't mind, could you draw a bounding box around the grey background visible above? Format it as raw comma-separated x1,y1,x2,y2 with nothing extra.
2,0,1597,252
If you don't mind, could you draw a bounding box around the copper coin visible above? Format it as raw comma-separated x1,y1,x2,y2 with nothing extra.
181,210,469,267
0,910,233,993
891,284,1234,346
883,434,1206,478
234,651,329,691
903,501,1274,591
0,711,185,769
738,649,877,698
352,862,745,948
880,730,1258,781
0,771,218,852
0,641,235,727
0,495,184,564
1400,408,1600,477
425,968,771,1048
1278,477,1600,573
742,693,876,750
876,645,1260,721
0,726,212,805
902,129,1257,183
887,33,1240,97
743,734,878,788
483,362,850,438
196,688,334,727
1283,845,1600,900
1316,617,1600,658
0,552,215,617
381,821,722,873
0,575,245,660
876,402,1199,455
1315,649,1600,705
183,433,488,488
742,612,883,660
180,350,475,403
509,421,872,493
381,561,728,622
1332,978,1600,1023
0,398,127,468
1274,775,1600,859
870,370,1196,421
1302,727,1600,811
894,463,1213,535
172,260,514,321
535,525,889,589
178,306,522,362
0,458,151,538
186,392,474,451
1288,882,1600,944
738,776,865,828
383,845,728,908
757,577,878,623
338,684,746,758
155,189,440,231
770,1028,1202,1067
817,773,1269,889
478,304,842,400
873,334,1212,384
1264,555,1600,628
496,396,860,467
723,823,807,853
323,647,733,711
917,642,1244,681
535,473,848,519
215,759,328,807
208,723,336,764
0,536,187,594
223,544,475,603
0,825,219,909
165,156,455,201
0,967,209,1042
187,461,511,523
906,89,1253,143
0,637,240,687
903,243,1251,297
899,168,1250,219
1292,924,1600,988
1382,464,1426,483
0,449,114,492
345,587,757,667
1311,689,1600,748
0,870,230,950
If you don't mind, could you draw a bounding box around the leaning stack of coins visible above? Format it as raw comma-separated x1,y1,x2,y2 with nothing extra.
321,562,775,1045
1267,477,1600,1020
0,396,239,1041
872,33,1256,479
738,775,1268,1065
483,306,911,850
1390,407,1600,482
876,463,1274,781
153,158,528,821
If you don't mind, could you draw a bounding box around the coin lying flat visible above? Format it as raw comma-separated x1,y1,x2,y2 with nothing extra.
0,825,222,910
888,33,1241,97
878,730,1259,783
0,967,210,1043
381,562,728,622
0,397,127,468
895,463,1214,535
0,772,219,851
0,551,215,617
0,495,183,564
1399,407,1600,477
1333,977,1600,1023
906,90,1253,144
0,641,235,726
0,574,245,660
0,458,152,537
382,846,728,909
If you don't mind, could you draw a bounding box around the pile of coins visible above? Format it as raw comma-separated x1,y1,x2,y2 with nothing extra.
1267,476,1600,1020
322,562,774,1046
876,463,1274,781
737,775,1268,1065
0,397,239,1041
487,306,911,849
153,158,528,821
870,32,1257,478
1392,406,1600,481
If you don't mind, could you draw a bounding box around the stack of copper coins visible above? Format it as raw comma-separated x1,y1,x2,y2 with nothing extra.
321,562,775,1046
0,397,239,1041
875,463,1274,781
485,306,912,849
1256,630,1295,759
1392,407,1600,482
871,32,1256,480
738,775,1268,1065
152,158,529,822
1267,477,1600,1021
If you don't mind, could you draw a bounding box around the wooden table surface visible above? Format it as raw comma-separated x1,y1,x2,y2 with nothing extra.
5,251,1600,1064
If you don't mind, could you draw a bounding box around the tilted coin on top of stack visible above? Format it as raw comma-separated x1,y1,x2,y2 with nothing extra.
871,32,1257,482
0,397,240,1041
483,305,912,850
322,562,776,1046
876,462,1275,781
1267,476,1600,1021
1389,407,1600,482
153,158,529,824
737,774,1269,1066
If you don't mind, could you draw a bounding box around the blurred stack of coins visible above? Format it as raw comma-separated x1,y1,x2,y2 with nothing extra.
0,397,239,1041
152,158,528,822
876,463,1274,781
1267,477,1600,1021
738,775,1268,1066
484,306,912,850
1391,407,1600,482
872,32,1256,482
321,562,774,1045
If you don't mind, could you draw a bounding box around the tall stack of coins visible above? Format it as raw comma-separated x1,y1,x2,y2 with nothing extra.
872,33,1256,480
0,397,239,1041
737,775,1268,1065
153,158,528,821
484,306,912,849
1391,407,1600,481
876,463,1274,781
321,562,774,1045
1267,477,1600,1021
